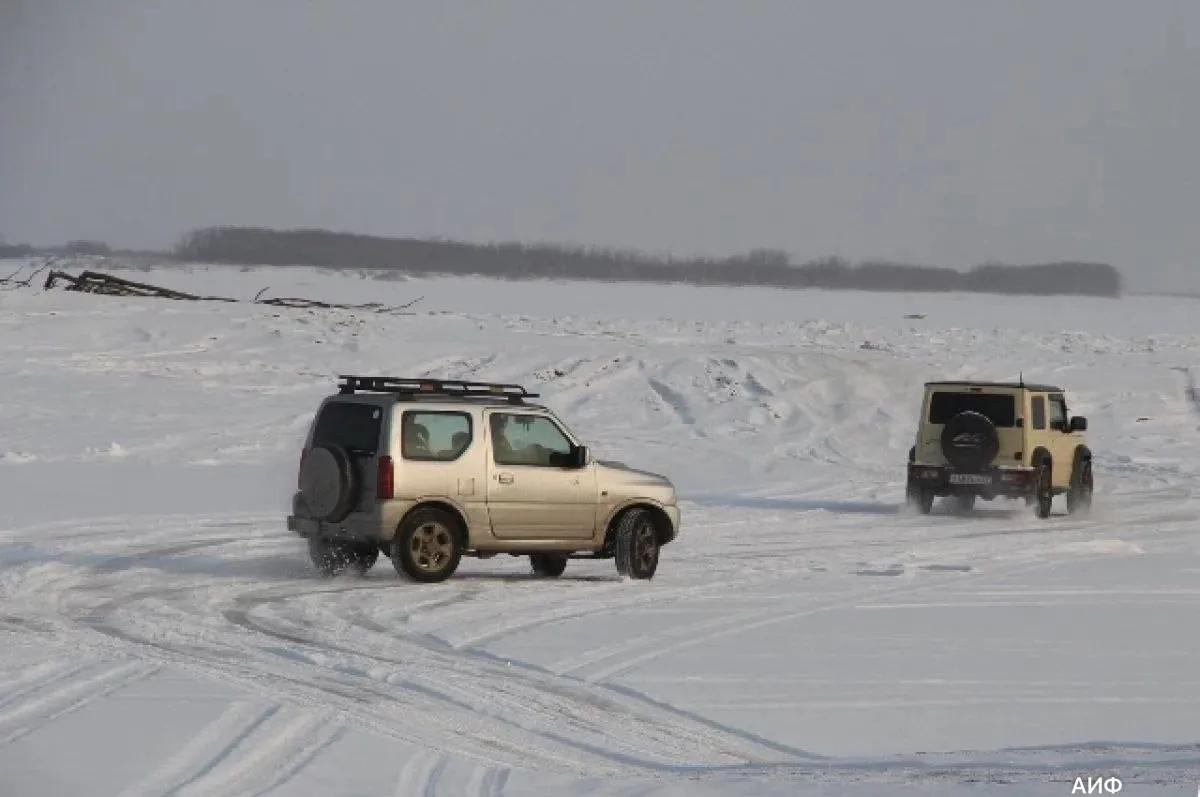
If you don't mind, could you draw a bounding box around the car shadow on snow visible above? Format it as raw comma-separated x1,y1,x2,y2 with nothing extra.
450,570,617,584
686,494,899,515
686,493,1036,522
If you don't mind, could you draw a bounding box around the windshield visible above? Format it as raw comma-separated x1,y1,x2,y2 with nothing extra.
928,392,1016,428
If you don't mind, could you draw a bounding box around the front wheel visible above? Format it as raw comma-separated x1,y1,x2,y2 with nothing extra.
392,509,463,583
614,509,659,580
530,553,568,578
1067,460,1093,516
308,538,378,576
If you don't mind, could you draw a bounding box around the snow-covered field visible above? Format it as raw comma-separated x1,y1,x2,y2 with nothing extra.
2,262,1198,796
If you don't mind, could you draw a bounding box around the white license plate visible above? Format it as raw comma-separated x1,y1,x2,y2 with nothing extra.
949,474,991,485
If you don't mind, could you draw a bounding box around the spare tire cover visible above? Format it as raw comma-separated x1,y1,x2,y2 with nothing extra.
940,411,1000,471
299,445,358,521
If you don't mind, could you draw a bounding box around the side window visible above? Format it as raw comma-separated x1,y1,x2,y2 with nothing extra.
1030,396,1046,430
1048,395,1068,430
401,412,472,461
490,413,572,467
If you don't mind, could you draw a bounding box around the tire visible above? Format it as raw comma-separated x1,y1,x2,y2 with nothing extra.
906,481,934,515
940,411,1000,471
530,553,568,578
1034,460,1053,519
1067,459,1093,516
308,537,378,576
949,493,976,514
392,508,463,583
299,444,359,522
614,509,659,580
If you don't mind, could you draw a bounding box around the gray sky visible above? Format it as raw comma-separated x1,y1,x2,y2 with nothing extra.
1,1,1197,291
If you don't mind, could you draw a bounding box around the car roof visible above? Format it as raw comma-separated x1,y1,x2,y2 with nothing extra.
325,394,549,412
924,381,1064,393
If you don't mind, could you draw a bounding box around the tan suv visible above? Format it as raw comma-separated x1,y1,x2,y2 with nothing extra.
906,380,1093,518
287,376,680,582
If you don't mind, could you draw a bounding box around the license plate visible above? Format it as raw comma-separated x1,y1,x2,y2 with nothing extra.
949,473,991,485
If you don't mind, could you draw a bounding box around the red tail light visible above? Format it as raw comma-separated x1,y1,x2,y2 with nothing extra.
377,455,394,500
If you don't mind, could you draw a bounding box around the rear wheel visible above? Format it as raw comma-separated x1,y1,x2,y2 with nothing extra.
392,509,463,583
906,481,934,515
614,509,659,580
308,538,378,576
1034,461,1054,519
530,553,568,578
1067,460,1093,516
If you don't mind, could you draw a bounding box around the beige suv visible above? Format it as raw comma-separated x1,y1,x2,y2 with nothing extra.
906,380,1093,518
288,376,680,582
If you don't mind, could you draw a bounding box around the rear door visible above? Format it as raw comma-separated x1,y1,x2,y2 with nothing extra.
483,410,595,539
923,390,1020,468
310,400,387,510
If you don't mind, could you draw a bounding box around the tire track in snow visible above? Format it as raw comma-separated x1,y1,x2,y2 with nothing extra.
165,706,341,797
77,583,598,773
464,764,510,797
0,659,159,746
225,592,804,772
219,573,843,770
0,659,95,712
116,701,277,797
392,750,447,797
555,557,1067,685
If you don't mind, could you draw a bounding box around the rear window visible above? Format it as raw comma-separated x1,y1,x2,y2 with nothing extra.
929,392,1016,428
312,402,383,454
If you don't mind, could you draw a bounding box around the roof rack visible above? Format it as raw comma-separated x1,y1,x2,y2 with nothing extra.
336,375,539,403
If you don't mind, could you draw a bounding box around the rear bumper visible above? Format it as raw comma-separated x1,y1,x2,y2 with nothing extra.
907,464,1035,497
287,514,380,543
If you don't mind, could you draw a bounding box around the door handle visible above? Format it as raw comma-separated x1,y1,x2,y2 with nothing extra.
497,473,514,484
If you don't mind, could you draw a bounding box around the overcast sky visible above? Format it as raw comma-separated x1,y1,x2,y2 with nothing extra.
1,1,1197,290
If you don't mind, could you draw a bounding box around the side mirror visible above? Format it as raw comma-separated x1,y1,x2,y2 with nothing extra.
550,445,589,469
571,445,589,468
1069,416,1088,433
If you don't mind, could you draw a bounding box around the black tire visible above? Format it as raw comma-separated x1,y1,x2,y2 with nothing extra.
614,509,659,580
940,411,1000,471
1067,459,1093,516
949,493,976,514
299,444,359,522
392,508,463,583
906,481,934,515
1034,460,1053,519
530,553,568,578
308,537,378,576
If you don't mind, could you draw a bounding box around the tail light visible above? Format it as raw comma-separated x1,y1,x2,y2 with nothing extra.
298,449,307,489
377,455,394,500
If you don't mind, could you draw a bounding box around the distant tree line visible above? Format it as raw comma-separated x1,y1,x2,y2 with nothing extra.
175,227,1123,297
0,232,36,258
4,225,1121,297
0,237,162,261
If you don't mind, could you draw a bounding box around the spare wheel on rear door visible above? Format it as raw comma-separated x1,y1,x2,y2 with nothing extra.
299,444,360,522
940,411,1000,471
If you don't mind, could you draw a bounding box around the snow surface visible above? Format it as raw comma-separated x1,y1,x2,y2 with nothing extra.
1,261,1199,795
